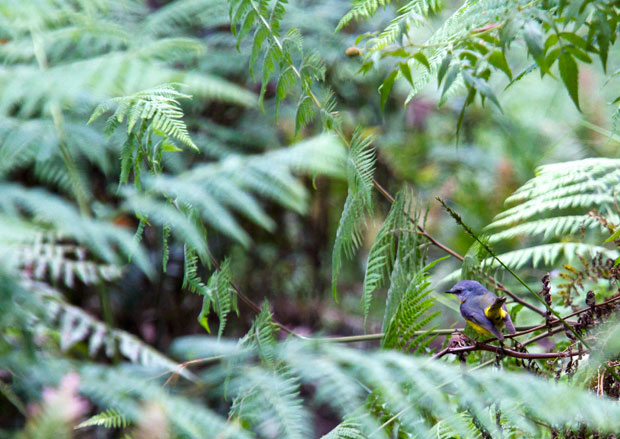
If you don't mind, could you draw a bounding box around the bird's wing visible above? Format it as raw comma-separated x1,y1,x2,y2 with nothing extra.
461,301,504,340
502,306,516,334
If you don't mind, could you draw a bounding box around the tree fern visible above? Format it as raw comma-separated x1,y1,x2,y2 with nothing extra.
332,130,376,300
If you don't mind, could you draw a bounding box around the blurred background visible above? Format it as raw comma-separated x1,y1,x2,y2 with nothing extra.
2,0,620,434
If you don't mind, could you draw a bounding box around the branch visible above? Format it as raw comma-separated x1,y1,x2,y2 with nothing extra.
434,341,584,360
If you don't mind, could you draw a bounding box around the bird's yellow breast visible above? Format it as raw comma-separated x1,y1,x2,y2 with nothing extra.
465,320,492,335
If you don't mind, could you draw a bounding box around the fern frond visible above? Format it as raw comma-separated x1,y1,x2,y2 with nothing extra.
487,215,601,242
382,259,441,353
321,421,366,439
268,339,620,437
230,368,312,439
194,258,238,338
140,133,345,246
332,130,376,300
483,158,620,269
76,408,129,429
337,0,393,31
381,190,427,330
479,243,619,270
8,238,123,287
89,84,197,151
123,193,208,258
239,303,278,366
228,0,330,129
0,183,152,276
367,0,441,51
25,280,196,380
361,189,405,323
79,365,250,439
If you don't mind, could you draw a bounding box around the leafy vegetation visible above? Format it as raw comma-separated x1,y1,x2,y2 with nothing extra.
2,1,620,439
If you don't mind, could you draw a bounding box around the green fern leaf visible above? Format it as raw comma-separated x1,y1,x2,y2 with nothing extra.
332,130,376,301
76,409,129,430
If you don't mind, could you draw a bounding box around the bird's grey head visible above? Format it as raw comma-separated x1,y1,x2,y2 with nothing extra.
445,280,487,299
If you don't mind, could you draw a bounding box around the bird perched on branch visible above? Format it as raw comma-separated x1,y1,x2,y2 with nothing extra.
445,280,516,341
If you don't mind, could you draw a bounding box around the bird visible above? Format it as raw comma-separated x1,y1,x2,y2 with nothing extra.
445,280,516,341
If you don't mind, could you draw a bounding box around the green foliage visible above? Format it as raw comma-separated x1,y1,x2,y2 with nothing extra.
230,368,311,439
169,336,620,438
228,0,328,130
332,130,376,300
348,0,620,126
321,421,365,439
382,258,442,352
361,190,406,322
76,408,129,430
373,191,440,353
89,84,198,151
0,183,151,276
4,1,620,439
29,280,195,379
78,365,249,439
196,259,239,338
484,158,620,269
133,133,345,246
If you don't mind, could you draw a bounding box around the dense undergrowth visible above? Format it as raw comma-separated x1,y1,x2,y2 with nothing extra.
2,1,620,438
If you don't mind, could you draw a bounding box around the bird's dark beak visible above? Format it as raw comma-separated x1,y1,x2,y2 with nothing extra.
444,289,457,294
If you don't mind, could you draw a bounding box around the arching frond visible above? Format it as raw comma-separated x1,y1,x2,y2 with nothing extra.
137,133,345,246
0,183,152,275
27,280,195,380
480,243,618,271
483,158,620,270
